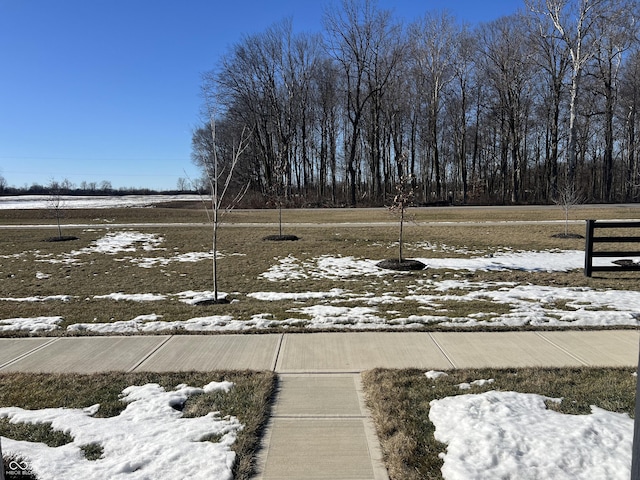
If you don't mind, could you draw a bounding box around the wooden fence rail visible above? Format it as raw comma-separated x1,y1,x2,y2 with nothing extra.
584,219,640,277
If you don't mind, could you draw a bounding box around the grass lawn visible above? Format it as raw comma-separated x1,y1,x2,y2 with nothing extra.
362,367,636,480
1,204,640,334
2,201,640,224
0,371,276,480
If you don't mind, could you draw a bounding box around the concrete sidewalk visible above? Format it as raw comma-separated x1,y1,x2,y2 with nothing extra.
2,331,637,374
1,330,638,480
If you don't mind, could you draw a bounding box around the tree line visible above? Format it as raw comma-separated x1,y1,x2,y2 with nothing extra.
192,0,640,207
0,176,194,196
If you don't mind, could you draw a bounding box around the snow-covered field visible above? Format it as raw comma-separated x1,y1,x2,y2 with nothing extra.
1,381,240,479
2,229,640,333
0,194,202,209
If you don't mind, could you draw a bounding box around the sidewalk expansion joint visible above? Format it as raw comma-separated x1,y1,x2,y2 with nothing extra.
0,338,60,370
127,335,174,372
428,332,457,369
271,333,284,372
534,332,589,366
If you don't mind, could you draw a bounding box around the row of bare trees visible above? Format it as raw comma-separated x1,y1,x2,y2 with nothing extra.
193,0,640,206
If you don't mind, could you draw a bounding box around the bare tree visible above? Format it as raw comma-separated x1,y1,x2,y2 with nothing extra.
100,180,112,193
313,57,341,204
60,178,74,191
528,4,571,199
324,0,403,205
195,0,639,206
196,109,251,304
263,153,300,241
391,160,413,264
620,50,640,200
176,177,188,191
448,25,477,204
553,183,584,236
591,0,638,201
409,11,458,201
47,179,65,240
477,14,535,203
377,154,425,271
529,0,609,189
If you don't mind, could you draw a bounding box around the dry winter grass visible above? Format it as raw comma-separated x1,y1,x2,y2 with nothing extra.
1,201,640,224
362,367,636,480
1,204,640,334
0,370,276,480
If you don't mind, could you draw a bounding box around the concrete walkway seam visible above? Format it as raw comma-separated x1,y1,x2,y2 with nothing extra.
0,338,60,370
533,331,589,366
428,332,458,369
127,335,174,372
270,334,285,372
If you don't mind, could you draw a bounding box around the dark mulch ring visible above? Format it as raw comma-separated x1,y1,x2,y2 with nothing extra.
262,234,300,241
44,235,79,242
192,297,231,305
376,258,427,271
551,233,584,239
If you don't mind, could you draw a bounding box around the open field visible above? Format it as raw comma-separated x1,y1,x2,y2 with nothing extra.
2,200,640,224
2,203,640,335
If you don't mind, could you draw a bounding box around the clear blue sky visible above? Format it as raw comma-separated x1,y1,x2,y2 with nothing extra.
0,0,525,191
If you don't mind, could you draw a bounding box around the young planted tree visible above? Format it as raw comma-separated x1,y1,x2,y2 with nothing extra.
553,183,584,238
377,155,425,271
46,179,77,242
196,113,251,304
263,154,299,241
48,180,64,240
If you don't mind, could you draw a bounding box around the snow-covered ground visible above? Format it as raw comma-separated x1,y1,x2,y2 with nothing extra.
0,381,241,479
3,229,640,332
0,194,202,209
426,371,633,479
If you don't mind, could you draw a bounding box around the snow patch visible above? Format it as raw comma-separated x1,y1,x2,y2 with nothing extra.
457,379,495,390
248,288,346,301
0,295,72,302
0,382,241,479
429,390,632,480
94,293,167,302
0,317,63,332
426,371,449,380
